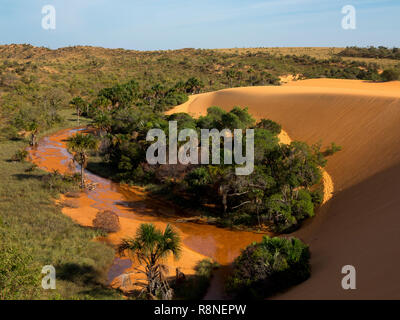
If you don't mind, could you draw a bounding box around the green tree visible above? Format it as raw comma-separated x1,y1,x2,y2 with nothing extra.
70,97,86,125
227,236,310,299
67,133,98,188
381,69,400,82
26,121,39,146
225,70,237,87
92,112,112,136
118,223,181,299
185,77,204,94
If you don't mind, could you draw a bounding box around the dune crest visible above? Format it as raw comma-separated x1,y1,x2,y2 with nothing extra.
169,79,400,299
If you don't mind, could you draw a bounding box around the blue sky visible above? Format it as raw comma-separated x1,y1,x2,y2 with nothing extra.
0,0,399,50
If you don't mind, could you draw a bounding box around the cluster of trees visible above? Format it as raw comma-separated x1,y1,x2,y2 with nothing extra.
0,86,70,144
282,54,382,80
380,69,400,82
338,46,400,60
225,69,280,87
227,236,310,299
84,90,338,232
70,78,200,119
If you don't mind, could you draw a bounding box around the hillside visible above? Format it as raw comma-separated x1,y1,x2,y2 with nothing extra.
0,44,396,134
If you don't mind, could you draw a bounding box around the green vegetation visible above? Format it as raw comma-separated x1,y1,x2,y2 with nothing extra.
117,223,181,300
67,133,99,188
11,148,28,162
172,259,220,300
380,69,400,82
338,46,400,60
227,236,310,299
0,109,123,299
69,96,87,125
87,89,339,232
338,47,400,80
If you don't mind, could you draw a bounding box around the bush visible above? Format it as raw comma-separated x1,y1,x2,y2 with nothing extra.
194,259,220,278
11,149,28,162
0,125,20,141
93,210,121,233
323,142,342,156
256,119,282,135
381,69,400,82
172,259,219,300
42,171,80,194
227,236,310,299
310,188,324,206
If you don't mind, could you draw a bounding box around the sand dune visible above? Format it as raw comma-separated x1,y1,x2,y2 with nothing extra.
168,79,400,299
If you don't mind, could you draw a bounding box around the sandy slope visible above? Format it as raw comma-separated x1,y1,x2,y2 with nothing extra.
168,79,400,299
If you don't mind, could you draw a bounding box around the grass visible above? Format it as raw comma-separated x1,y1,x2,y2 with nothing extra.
0,108,123,299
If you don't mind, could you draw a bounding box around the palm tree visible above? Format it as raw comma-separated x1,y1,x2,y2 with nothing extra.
225,70,236,87
27,121,39,147
67,133,98,188
151,83,165,100
185,77,204,94
70,97,86,125
118,223,181,299
92,112,111,136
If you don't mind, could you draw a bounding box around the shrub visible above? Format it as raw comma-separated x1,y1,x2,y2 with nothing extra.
194,259,220,278
256,119,282,135
381,69,400,82
93,210,121,233
42,171,80,194
227,236,310,299
310,188,324,206
323,142,342,156
172,259,219,300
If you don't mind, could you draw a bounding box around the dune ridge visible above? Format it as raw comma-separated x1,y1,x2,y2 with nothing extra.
168,79,400,299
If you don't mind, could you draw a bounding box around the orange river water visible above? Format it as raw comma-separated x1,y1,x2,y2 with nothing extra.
28,127,268,299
